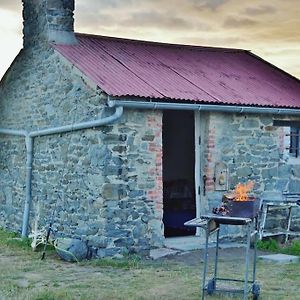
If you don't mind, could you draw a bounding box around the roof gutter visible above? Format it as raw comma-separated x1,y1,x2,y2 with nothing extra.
0,106,123,238
108,99,300,116
29,106,123,137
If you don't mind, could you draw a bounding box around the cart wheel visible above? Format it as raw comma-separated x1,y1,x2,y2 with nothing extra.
252,282,260,299
207,279,216,295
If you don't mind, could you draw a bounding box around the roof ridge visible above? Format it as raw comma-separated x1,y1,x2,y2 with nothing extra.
75,32,248,53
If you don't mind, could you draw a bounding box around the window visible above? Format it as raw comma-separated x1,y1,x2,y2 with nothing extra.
274,120,300,159
290,127,300,158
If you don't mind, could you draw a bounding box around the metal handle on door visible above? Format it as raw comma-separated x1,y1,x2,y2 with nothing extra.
203,175,207,196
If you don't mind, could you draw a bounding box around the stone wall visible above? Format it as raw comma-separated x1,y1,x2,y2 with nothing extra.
203,112,300,236
31,109,163,257
204,112,300,194
0,44,164,257
0,136,26,227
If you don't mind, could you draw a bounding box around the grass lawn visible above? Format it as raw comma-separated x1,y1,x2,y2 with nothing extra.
0,229,299,300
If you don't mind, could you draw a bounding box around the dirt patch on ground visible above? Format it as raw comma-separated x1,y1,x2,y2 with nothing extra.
161,247,267,266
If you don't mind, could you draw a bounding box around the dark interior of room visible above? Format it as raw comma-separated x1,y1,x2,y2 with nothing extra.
162,110,196,237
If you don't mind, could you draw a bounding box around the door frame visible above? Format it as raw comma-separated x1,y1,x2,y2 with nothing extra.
194,111,202,236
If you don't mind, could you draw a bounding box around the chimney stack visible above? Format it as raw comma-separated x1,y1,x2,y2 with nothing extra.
22,0,77,48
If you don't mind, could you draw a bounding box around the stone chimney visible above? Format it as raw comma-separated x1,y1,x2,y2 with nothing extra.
22,0,77,48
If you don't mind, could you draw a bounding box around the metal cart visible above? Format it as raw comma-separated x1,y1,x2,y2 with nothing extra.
185,215,260,300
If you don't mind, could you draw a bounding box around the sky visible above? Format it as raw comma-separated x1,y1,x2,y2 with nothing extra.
0,0,299,80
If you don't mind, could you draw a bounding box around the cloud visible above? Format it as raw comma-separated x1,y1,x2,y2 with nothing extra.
176,35,245,48
76,1,202,33
255,47,300,79
77,0,135,10
0,0,21,12
99,0,134,8
262,48,300,57
244,5,276,16
189,0,229,11
0,0,298,80
120,11,193,31
223,16,258,28
75,11,113,30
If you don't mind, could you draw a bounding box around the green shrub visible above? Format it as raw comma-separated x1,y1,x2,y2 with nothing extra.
256,238,279,252
257,238,300,256
0,228,31,250
6,237,32,250
283,240,300,256
0,228,18,244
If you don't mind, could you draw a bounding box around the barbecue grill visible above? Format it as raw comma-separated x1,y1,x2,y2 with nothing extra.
185,213,261,300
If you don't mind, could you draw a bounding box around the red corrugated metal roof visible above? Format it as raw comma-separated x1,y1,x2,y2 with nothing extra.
54,33,300,108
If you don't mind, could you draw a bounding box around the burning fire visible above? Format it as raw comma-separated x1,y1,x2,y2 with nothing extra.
234,181,254,201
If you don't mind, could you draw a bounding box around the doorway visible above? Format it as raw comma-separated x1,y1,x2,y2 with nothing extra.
162,110,196,237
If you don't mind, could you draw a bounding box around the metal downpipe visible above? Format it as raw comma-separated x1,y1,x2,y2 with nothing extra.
23,106,123,236
29,106,123,137
22,135,33,237
0,129,27,136
1,106,124,237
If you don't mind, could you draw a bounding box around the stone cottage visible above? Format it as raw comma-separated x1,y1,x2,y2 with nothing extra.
1,0,300,257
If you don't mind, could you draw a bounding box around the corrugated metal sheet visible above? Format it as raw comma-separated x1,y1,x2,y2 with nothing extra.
54,33,300,108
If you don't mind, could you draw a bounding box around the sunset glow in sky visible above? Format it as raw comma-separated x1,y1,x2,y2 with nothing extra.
0,0,299,80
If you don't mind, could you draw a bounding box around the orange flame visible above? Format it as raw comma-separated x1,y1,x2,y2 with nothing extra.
234,181,254,201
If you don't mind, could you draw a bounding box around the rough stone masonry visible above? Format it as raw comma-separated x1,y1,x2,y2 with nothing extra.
203,112,300,235
0,0,164,257
0,0,299,258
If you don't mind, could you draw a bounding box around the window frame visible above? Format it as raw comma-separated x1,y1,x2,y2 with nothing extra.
273,120,300,160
